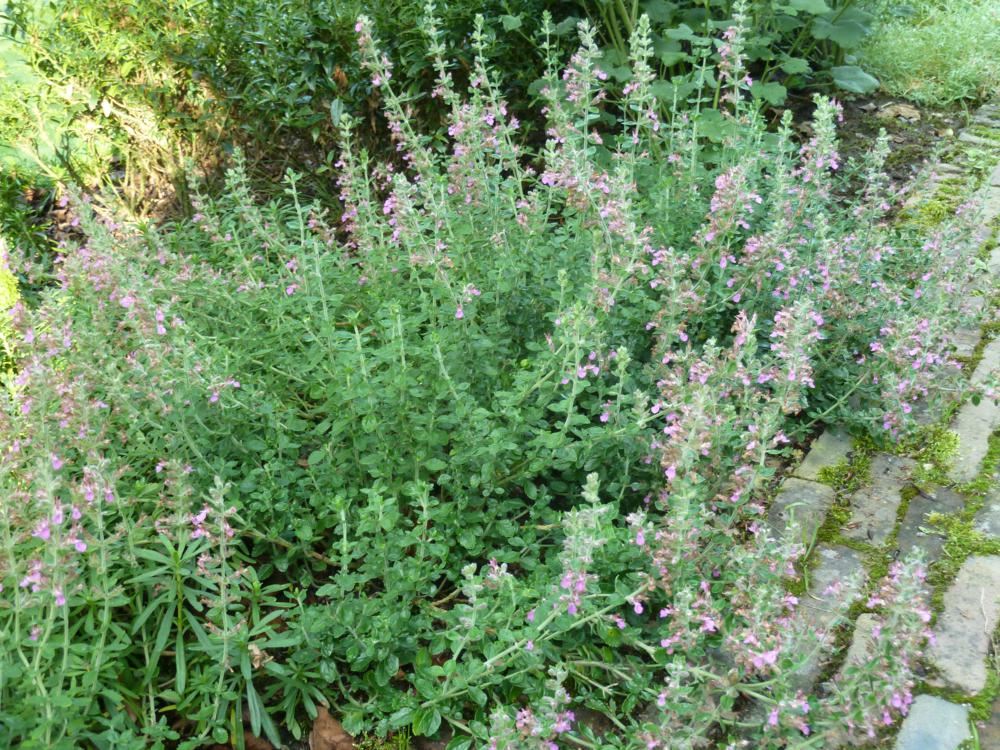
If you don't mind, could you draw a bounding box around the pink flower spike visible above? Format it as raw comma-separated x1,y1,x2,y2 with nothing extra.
50,454,63,471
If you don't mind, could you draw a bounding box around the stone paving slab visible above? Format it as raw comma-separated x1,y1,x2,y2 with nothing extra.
949,337,1000,483
952,326,982,358
843,454,917,545
974,490,1000,538
976,695,1000,749
894,695,970,750
959,131,999,148
791,428,853,482
838,612,879,676
767,477,836,543
983,189,1000,223
991,162,1000,188
929,555,1000,694
896,486,965,563
793,545,866,687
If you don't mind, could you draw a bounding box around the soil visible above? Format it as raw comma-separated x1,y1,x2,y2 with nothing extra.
780,92,970,187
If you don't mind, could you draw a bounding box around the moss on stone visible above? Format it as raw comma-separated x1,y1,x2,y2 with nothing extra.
920,667,1000,724
357,731,412,750
899,178,970,231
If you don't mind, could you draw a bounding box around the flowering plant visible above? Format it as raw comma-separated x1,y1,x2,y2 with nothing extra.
0,4,984,748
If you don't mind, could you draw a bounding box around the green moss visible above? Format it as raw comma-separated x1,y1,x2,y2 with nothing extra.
957,430,1000,497
897,424,960,487
899,178,969,231
920,668,1000,723
817,450,874,496
920,426,1000,610
357,731,411,750
967,125,1000,144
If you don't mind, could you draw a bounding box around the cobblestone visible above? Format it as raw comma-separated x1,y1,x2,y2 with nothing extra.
767,477,836,543
894,695,970,750
949,337,1000,483
896,486,965,562
929,555,1000,694
842,454,916,546
792,428,853,482
974,489,1000,538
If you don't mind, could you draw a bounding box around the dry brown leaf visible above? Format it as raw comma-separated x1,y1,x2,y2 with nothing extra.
244,731,275,750
249,643,272,669
309,707,355,750
877,103,921,122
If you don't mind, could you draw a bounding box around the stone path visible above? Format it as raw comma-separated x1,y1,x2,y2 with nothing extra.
764,100,1000,749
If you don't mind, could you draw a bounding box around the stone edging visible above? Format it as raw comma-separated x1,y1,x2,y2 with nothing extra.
765,100,1000,749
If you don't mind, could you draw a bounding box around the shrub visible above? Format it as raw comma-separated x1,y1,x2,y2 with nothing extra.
0,7,986,748
860,0,1000,105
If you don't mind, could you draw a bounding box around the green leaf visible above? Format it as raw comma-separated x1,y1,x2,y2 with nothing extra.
812,18,869,48
830,65,880,94
785,0,830,13
642,0,676,23
423,457,448,472
500,14,521,31
152,605,175,662
176,633,187,694
750,81,787,105
780,56,811,75
388,707,414,729
552,16,579,36
663,23,696,41
412,708,442,737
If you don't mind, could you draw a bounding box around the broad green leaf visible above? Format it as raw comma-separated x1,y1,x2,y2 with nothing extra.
812,17,869,48
663,23,696,41
500,14,521,31
780,56,811,75
830,65,880,94
423,457,447,472
751,81,788,105
642,0,676,22
786,0,830,13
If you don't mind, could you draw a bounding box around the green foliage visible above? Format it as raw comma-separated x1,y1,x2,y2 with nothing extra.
0,7,989,750
571,0,879,108
860,0,1000,105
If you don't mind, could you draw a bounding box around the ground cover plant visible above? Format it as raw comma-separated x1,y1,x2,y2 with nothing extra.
860,0,1000,106
0,3,993,750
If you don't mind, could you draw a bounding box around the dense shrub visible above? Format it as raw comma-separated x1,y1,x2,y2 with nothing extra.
860,0,1000,105
0,8,988,750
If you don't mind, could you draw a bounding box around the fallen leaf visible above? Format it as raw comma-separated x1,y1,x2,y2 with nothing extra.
309,707,354,750
877,103,921,122
249,643,272,669
244,731,275,750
